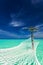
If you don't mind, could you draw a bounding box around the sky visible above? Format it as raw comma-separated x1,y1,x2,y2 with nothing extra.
0,0,43,39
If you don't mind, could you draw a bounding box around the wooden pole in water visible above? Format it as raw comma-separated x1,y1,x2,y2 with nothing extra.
29,27,34,49
22,27,38,50
31,30,34,49
29,27,38,50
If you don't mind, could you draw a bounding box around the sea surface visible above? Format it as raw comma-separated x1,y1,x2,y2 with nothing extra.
0,39,43,65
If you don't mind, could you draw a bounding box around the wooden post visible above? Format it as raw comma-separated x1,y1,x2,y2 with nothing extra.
31,31,34,50
22,27,37,50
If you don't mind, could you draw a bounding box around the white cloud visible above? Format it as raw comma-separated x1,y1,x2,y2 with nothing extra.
32,0,39,4
36,24,43,28
10,21,25,27
10,8,24,18
0,29,29,38
35,24,43,31
0,30,16,38
0,24,43,39
34,31,43,38
34,24,43,38
31,0,43,4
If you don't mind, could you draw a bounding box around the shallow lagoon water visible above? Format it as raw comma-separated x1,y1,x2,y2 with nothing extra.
0,39,25,48
0,39,43,65
36,39,43,65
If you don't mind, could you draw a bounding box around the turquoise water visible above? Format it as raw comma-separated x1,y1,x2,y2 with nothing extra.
0,39,25,48
36,39,43,64
0,39,43,65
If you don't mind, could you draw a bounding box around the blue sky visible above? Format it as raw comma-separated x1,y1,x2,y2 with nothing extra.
0,0,43,39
